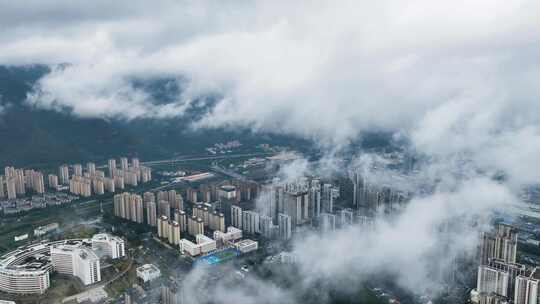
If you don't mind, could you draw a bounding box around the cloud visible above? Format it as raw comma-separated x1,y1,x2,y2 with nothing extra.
181,265,295,304
1,1,539,186
245,153,516,301
180,170,516,303
293,177,513,295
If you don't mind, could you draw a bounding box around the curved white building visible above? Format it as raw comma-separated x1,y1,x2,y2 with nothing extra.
0,234,123,295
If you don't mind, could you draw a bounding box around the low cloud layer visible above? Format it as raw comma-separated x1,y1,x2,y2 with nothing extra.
1,1,540,186
181,157,517,303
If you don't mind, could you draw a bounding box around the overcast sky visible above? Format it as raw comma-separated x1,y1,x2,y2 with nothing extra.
1,1,539,157
3,0,539,185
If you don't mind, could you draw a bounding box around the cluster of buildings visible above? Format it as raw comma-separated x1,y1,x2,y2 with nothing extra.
114,173,372,247
350,170,409,215
0,156,151,202
0,233,125,295
1,192,77,215
113,189,183,227
113,185,259,258
230,177,374,240
160,280,184,304
66,157,152,197
184,180,258,205
0,167,45,200
472,224,540,304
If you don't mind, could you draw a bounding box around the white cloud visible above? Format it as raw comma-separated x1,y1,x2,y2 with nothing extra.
1,1,538,180
293,177,513,294
181,172,516,303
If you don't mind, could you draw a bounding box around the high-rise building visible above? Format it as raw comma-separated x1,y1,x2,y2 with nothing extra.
50,244,101,286
193,204,203,219
114,175,124,190
48,174,59,191
309,180,321,218
218,185,237,200
514,271,540,304
258,185,277,221
113,192,143,223
132,158,140,169
187,216,204,236
320,213,336,233
146,201,157,227
474,224,529,304
13,169,25,195
86,162,96,176
143,191,155,206
167,190,183,210
158,216,170,239
351,171,362,208
340,209,354,226
481,224,518,265
231,205,243,229
104,177,115,193
114,192,128,219
260,215,276,239
6,178,16,200
477,264,510,298
25,170,44,194
208,211,225,232
92,178,104,195
59,165,70,185
278,213,292,240
284,191,309,226
120,157,129,171
217,212,226,232
161,282,184,304
169,221,181,246
242,210,260,234
202,207,210,227
186,187,198,203
174,210,187,232
130,194,144,224
140,166,152,183
124,170,138,187
108,159,116,177
158,200,171,218
4,166,15,178
73,164,83,177
0,175,4,198
91,234,126,259
157,190,167,202
69,176,92,197
322,184,338,214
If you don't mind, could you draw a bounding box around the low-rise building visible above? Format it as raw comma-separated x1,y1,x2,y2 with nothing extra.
234,239,258,253
136,264,161,283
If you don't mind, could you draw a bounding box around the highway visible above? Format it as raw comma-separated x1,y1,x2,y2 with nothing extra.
211,164,253,182
95,152,275,169
141,152,275,166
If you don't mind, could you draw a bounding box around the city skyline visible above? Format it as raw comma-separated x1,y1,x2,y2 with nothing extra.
0,1,540,304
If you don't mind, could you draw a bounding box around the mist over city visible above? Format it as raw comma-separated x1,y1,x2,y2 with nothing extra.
0,1,539,304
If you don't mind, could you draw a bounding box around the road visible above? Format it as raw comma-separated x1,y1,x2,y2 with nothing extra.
211,165,251,182
141,152,275,166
